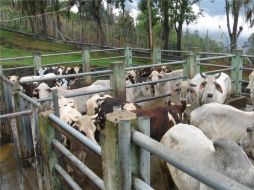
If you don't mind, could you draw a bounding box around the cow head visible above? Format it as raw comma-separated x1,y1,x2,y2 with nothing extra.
126,70,136,84
238,126,254,160
172,80,197,107
32,82,52,99
8,75,19,82
199,72,223,104
74,115,98,144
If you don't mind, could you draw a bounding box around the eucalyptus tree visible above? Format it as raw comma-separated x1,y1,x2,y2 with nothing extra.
169,0,201,51
225,0,244,50
244,0,254,27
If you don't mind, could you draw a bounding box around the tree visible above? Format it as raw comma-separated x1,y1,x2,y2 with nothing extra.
244,0,254,27
225,0,243,51
243,33,254,54
169,0,201,51
158,0,170,49
138,0,159,48
147,0,153,49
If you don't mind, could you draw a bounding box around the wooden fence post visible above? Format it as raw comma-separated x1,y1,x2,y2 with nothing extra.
125,46,132,67
82,48,92,85
152,47,161,64
231,49,243,95
38,113,61,190
101,111,137,190
184,52,195,79
110,62,126,101
30,107,43,190
33,51,42,75
192,47,200,75
0,65,3,114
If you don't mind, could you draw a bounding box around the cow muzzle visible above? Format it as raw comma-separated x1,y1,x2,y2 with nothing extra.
207,92,213,98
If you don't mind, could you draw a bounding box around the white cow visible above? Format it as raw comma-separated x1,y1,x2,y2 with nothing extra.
246,71,254,110
148,69,183,101
190,103,254,143
160,124,254,190
197,72,231,104
59,98,97,144
33,82,108,113
85,94,112,116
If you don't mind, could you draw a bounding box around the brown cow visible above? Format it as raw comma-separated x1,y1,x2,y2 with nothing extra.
94,97,184,142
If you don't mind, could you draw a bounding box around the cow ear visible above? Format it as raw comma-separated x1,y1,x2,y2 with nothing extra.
200,81,206,89
214,82,223,93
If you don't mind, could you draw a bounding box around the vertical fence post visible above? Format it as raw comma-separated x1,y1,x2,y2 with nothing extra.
101,111,137,190
125,46,132,67
38,114,61,190
0,64,4,115
231,49,243,95
152,47,161,64
82,48,92,85
184,52,195,79
30,106,43,190
19,96,33,156
33,51,42,75
192,47,200,75
52,89,60,117
110,62,126,101
138,116,151,185
10,117,24,190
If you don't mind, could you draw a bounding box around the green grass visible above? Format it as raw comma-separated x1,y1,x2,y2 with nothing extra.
0,29,149,68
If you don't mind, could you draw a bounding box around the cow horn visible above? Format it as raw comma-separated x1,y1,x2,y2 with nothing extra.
215,72,221,79
200,72,207,79
92,114,98,120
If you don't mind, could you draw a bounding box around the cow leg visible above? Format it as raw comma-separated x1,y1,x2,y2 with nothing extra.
159,160,176,190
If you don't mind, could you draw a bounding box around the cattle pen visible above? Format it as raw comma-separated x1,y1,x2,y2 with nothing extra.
0,47,254,190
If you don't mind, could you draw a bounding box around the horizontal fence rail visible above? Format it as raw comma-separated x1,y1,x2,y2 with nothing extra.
36,87,113,103
197,54,234,61
0,110,32,119
55,164,82,190
52,140,105,190
18,70,112,84
132,130,252,190
49,114,101,156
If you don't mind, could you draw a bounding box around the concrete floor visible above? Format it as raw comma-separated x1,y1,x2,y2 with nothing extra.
0,144,33,190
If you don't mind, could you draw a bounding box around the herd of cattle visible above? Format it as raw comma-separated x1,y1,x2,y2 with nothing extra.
7,64,254,189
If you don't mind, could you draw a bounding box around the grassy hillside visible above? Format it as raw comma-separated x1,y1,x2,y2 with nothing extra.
0,29,147,68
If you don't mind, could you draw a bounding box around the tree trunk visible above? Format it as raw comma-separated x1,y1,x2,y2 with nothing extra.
41,14,48,36
56,12,61,39
176,30,182,51
162,0,170,50
28,17,35,33
176,23,183,52
147,0,153,49
94,2,105,45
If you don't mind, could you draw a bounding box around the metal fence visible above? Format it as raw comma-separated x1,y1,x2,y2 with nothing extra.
0,47,253,190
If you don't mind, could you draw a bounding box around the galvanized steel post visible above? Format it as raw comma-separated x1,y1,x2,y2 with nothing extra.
110,62,126,101
138,117,150,185
33,51,42,75
152,47,161,64
101,111,137,190
231,49,243,95
82,48,92,85
125,46,133,67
